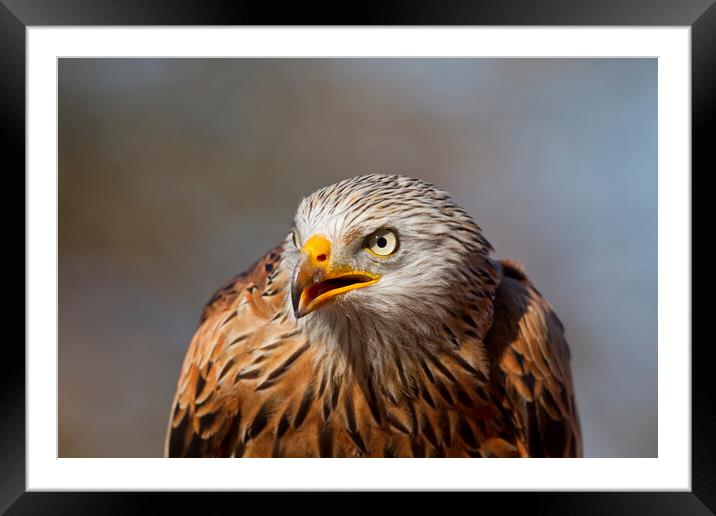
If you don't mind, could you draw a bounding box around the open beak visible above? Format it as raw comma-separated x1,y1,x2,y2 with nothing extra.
291,235,379,319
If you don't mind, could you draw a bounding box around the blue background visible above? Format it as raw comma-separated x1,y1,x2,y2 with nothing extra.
58,58,657,457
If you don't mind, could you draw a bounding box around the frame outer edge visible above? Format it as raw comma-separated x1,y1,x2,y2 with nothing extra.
691,1,716,514
1,0,716,25
4,0,712,511
0,0,27,515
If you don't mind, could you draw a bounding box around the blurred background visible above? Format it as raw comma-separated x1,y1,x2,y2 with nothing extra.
58,58,656,458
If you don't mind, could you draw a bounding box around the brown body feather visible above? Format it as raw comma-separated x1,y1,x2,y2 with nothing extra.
164,247,581,458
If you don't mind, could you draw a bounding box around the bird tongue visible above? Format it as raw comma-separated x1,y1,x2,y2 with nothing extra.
309,275,372,298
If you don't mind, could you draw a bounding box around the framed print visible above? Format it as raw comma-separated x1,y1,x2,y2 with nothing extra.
4,0,712,512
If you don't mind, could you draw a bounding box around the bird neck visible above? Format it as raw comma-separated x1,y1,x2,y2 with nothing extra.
294,255,501,392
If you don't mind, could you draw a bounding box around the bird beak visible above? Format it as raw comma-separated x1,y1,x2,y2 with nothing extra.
291,235,380,319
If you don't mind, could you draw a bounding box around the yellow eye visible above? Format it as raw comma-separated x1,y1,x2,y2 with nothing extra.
365,229,398,257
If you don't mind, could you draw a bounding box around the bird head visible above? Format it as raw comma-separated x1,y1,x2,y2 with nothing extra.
283,174,494,332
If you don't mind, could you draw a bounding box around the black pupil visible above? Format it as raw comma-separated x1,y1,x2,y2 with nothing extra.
376,237,388,248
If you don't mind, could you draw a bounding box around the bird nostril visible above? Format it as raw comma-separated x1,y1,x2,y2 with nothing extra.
316,254,327,262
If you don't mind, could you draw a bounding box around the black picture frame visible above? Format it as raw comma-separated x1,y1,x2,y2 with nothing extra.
3,0,712,513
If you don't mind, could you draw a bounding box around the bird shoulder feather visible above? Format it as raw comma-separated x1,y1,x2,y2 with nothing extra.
485,259,583,457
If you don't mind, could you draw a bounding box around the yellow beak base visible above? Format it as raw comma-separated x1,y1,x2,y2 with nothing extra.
291,234,379,318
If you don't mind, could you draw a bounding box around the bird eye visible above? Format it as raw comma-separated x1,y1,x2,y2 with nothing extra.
365,229,398,257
